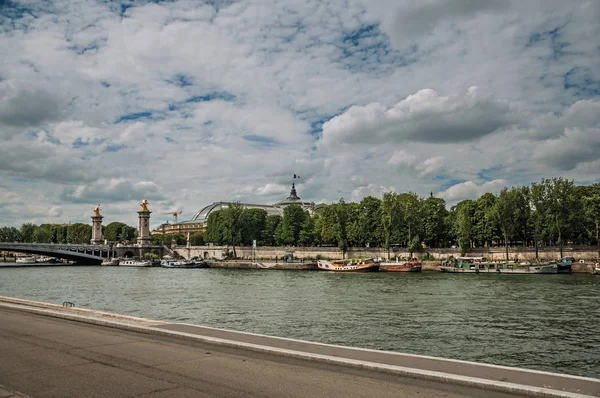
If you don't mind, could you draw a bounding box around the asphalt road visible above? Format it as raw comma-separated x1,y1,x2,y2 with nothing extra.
0,308,523,398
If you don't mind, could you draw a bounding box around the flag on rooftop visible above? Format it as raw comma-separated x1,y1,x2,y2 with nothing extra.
293,174,300,179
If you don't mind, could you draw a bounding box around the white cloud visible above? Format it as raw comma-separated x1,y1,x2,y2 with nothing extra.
350,184,396,202
320,87,516,147
256,183,288,196
388,150,445,177
48,206,63,217
59,178,166,204
438,179,508,204
0,0,599,225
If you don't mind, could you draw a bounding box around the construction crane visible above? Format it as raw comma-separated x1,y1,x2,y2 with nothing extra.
160,211,182,224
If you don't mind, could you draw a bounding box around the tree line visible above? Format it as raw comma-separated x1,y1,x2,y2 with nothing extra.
0,222,137,245
1,178,599,260
202,178,600,259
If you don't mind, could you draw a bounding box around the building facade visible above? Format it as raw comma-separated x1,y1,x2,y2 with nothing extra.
152,183,317,236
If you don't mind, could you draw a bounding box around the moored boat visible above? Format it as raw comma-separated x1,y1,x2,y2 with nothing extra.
119,259,151,267
35,256,61,264
439,257,558,274
101,258,120,266
317,258,380,272
556,256,573,273
379,260,422,272
15,256,36,264
161,259,198,268
593,263,600,275
439,257,485,273
496,263,557,274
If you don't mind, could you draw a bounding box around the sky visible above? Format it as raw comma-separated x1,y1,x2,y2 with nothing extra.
0,0,599,228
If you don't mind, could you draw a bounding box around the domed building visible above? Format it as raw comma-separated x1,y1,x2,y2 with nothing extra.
152,183,316,236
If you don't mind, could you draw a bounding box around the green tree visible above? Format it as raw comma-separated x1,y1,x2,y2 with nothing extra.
318,205,337,246
530,181,550,260
260,215,281,246
334,198,349,258
356,196,381,247
104,222,127,242
222,202,245,257
66,223,92,244
298,216,316,246
189,231,204,246
546,177,579,257
120,225,137,243
20,223,37,243
241,209,267,245
493,187,519,261
33,225,53,243
0,226,22,242
584,193,600,259
421,196,449,248
398,192,421,249
451,200,475,255
381,192,401,259
205,210,227,245
275,204,308,246
473,193,497,247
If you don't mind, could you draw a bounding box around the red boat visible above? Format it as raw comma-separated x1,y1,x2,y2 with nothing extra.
379,261,422,272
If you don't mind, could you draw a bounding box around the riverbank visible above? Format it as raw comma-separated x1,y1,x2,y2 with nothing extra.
0,296,597,397
207,260,318,270
176,245,600,263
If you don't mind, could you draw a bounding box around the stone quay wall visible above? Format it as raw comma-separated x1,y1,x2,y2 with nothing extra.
175,245,600,262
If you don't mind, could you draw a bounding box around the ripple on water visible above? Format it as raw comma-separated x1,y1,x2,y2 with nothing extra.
1,267,599,378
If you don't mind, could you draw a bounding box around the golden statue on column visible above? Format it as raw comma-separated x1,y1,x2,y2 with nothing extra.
140,199,149,211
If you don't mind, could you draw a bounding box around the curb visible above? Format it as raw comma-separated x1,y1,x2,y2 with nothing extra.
0,299,596,398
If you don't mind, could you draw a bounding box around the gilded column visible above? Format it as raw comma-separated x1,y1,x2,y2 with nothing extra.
90,205,104,245
137,199,152,246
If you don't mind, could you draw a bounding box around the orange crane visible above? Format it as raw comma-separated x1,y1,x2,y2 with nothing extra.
160,210,182,224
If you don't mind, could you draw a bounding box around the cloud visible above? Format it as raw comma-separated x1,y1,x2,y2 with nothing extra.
59,178,166,204
350,184,396,202
320,87,516,147
0,81,61,138
0,0,599,225
383,0,509,46
48,206,63,217
438,179,508,203
0,189,21,208
529,99,600,140
256,183,288,196
388,150,445,177
0,131,98,183
534,127,600,171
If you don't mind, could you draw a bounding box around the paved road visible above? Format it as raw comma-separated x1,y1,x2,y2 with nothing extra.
0,308,522,398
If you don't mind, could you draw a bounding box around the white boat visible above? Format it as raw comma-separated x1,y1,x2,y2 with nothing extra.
594,263,600,275
35,256,60,264
161,259,198,268
101,258,120,266
15,256,36,264
119,259,151,267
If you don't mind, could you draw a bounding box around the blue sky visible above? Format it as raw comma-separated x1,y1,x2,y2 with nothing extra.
0,0,599,227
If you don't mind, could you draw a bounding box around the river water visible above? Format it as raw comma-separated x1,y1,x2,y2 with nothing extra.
1,266,599,378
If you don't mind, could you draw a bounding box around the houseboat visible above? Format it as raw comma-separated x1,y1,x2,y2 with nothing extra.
379,260,422,272
317,258,380,272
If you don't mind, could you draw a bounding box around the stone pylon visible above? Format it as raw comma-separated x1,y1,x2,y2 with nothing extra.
137,199,152,246
91,205,104,245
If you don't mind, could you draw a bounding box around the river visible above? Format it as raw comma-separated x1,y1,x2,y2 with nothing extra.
1,266,599,378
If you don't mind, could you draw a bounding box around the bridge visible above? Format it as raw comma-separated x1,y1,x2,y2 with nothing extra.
0,243,166,265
